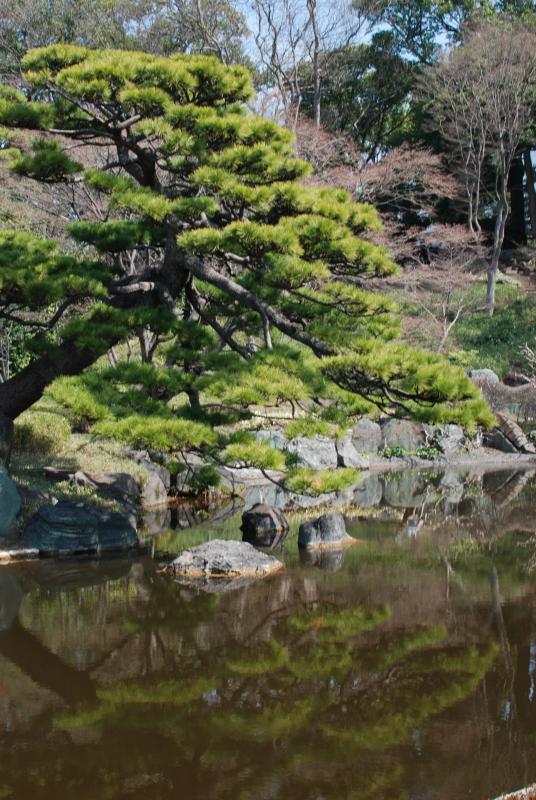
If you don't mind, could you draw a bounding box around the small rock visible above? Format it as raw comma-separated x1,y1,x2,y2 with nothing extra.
123,449,171,507
351,419,382,454
336,435,370,468
285,435,338,470
298,512,355,550
241,503,289,548
141,463,170,507
469,368,500,384
70,471,140,501
495,412,536,454
484,429,519,454
381,419,426,452
23,501,139,555
164,539,283,578
435,424,466,455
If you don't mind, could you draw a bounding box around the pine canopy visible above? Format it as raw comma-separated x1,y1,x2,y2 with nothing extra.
0,45,493,480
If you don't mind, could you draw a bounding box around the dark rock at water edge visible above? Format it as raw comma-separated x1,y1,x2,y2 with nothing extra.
241,503,289,548
0,466,21,535
164,539,284,578
298,512,355,550
23,501,139,556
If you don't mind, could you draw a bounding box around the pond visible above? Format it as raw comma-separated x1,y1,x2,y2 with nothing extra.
2,467,536,800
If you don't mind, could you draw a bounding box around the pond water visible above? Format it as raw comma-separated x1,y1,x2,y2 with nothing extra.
2,467,536,800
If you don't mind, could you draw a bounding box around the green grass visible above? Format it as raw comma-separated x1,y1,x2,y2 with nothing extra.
448,286,536,378
11,396,147,513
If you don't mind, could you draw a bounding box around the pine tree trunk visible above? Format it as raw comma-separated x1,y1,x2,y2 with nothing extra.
307,0,321,129
0,341,109,420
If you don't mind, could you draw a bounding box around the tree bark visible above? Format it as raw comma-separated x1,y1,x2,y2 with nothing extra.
524,148,536,241
0,340,111,420
504,153,526,248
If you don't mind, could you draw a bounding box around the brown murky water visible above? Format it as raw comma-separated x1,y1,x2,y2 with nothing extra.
2,468,536,800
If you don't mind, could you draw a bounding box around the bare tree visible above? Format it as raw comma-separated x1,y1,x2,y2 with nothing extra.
421,21,536,315
247,0,372,128
399,225,487,353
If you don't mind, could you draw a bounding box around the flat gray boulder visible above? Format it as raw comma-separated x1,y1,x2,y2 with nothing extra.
0,466,21,535
241,503,289,548
469,368,500,384
285,435,338,470
435,424,465,454
164,539,283,578
298,512,355,550
381,419,426,452
336,435,369,468
351,419,382,454
23,501,139,556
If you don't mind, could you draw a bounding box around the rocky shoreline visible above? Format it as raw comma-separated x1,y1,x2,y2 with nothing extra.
2,405,536,564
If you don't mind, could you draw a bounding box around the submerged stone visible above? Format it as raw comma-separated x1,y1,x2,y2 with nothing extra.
23,501,139,555
164,539,283,578
241,503,289,548
298,512,355,550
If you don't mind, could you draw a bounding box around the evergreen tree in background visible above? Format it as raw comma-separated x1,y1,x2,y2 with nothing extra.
0,46,492,478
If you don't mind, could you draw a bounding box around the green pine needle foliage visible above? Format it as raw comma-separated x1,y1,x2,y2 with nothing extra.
0,44,494,480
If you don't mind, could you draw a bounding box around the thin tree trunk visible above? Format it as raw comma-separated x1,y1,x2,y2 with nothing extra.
487,200,508,315
307,0,321,128
487,160,510,316
524,148,536,240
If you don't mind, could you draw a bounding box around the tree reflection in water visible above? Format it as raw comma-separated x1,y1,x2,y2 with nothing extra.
2,469,536,799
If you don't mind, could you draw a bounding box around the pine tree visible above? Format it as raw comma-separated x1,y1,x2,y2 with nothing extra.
0,45,493,476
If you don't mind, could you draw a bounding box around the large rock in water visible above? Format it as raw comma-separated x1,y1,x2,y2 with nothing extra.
298,512,355,550
241,503,289,548
23,501,139,555
164,539,283,578
0,466,21,535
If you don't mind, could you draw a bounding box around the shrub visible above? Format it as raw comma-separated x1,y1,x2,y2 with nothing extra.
286,467,358,495
14,409,71,454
